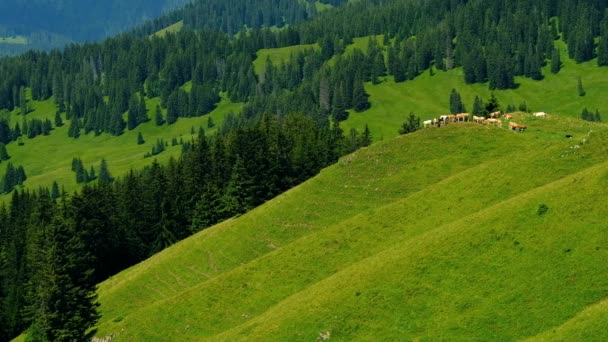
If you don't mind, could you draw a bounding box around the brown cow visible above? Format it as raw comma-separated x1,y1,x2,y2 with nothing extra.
504,114,513,120
509,122,527,131
473,115,485,124
489,111,501,118
455,113,470,122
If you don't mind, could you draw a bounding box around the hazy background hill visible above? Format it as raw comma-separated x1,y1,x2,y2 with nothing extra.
0,0,190,54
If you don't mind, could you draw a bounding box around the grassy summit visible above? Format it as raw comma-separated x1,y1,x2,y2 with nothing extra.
88,113,608,341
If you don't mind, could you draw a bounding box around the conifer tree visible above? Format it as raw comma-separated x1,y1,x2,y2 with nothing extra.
551,48,561,73
68,118,80,138
0,143,10,161
51,181,60,199
360,124,372,147
600,11,608,67
154,104,164,126
137,132,145,145
472,96,483,116
352,80,370,112
398,113,420,135
449,89,464,114
222,156,253,216
28,215,99,342
98,159,114,184
54,111,64,127
578,76,586,96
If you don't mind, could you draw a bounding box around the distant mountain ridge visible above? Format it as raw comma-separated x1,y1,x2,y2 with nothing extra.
0,0,190,54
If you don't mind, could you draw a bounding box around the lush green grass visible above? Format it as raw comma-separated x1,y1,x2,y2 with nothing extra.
253,43,319,75
88,112,608,341
315,1,334,12
1,94,242,201
0,35,28,44
151,20,184,38
343,40,608,140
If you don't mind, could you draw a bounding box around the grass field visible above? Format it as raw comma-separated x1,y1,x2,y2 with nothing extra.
0,35,28,44
253,43,319,75
342,40,608,140
151,20,184,38
0,94,242,201
84,111,608,341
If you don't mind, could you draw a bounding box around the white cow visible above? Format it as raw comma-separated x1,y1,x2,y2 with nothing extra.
423,120,433,128
533,112,547,118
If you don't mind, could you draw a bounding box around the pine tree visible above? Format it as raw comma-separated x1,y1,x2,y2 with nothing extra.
398,113,421,135
28,215,99,342
449,89,464,114
472,96,483,116
222,156,253,216
54,111,64,127
207,117,215,128
551,47,561,73
137,132,145,145
331,84,348,122
352,80,370,112
360,124,372,147
138,95,149,123
19,86,28,115
0,143,10,161
88,166,96,181
51,181,60,199
154,104,164,126
68,118,81,138
578,76,586,97
98,159,114,184
599,11,608,66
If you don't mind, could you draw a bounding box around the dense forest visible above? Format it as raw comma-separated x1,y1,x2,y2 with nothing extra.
2,0,608,340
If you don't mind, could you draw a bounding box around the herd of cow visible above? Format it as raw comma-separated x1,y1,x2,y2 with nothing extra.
423,111,548,132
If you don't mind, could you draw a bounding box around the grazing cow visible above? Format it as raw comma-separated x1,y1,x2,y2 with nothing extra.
509,122,527,131
495,119,502,127
473,115,485,124
504,114,513,120
446,114,456,122
489,111,501,118
455,113,470,122
533,112,547,118
423,120,433,128
485,118,498,125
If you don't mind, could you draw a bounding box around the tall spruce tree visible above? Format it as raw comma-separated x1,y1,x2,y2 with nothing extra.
449,89,464,114
98,159,114,184
599,10,608,66
0,143,10,161
551,47,561,73
28,215,99,342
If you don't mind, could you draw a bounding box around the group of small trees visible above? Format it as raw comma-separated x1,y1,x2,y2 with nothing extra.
581,108,602,122
0,162,26,193
71,157,114,184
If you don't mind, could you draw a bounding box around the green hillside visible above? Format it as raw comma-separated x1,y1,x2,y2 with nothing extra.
151,20,184,38
87,113,608,341
342,40,608,140
0,94,241,201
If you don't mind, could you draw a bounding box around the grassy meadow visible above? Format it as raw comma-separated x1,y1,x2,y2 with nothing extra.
84,112,608,341
0,36,28,44
0,94,241,201
342,40,608,140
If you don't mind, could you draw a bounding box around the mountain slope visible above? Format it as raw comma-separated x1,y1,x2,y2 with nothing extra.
91,115,608,341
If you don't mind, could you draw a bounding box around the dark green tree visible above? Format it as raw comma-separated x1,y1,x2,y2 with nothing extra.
449,88,465,114
360,124,372,147
551,47,561,73
68,118,81,138
28,215,99,342
599,11,608,66
352,80,370,112
98,159,114,184
578,76,586,96
398,113,421,135
137,132,145,145
154,104,164,126
51,181,60,199
54,111,64,127
0,143,10,160
472,96,483,116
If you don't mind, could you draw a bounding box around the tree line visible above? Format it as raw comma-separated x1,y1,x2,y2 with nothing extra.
0,112,371,341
